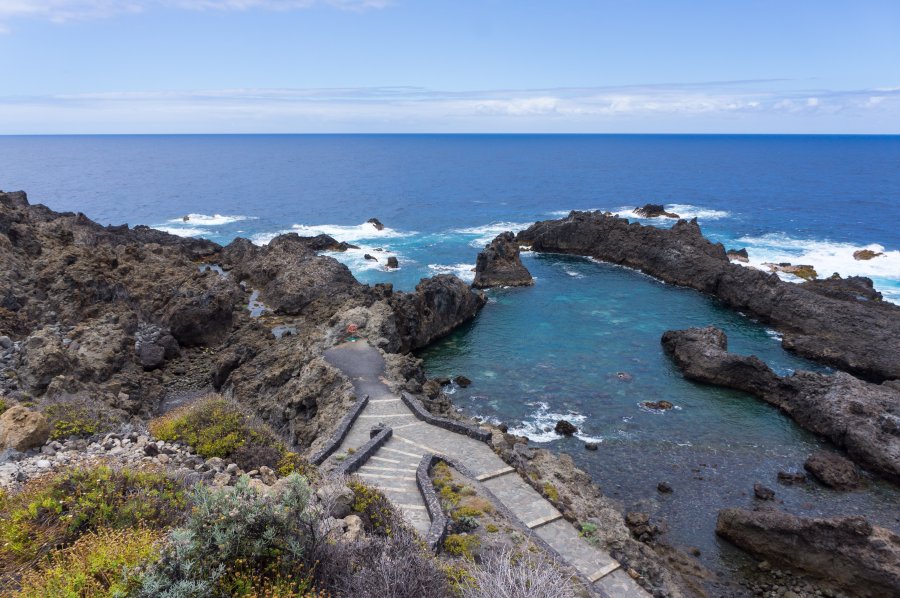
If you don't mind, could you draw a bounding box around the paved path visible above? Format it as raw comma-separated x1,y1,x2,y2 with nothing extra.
323,341,648,597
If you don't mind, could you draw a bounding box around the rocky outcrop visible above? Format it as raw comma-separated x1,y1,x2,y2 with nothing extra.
518,211,900,382
662,326,900,481
634,204,680,218
762,262,817,281
472,232,533,289
366,218,385,231
0,405,50,451
804,450,862,490
801,274,883,303
716,508,900,597
389,275,486,352
725,248,748,262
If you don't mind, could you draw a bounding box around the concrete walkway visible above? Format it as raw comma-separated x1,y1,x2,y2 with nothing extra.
323,341,648,597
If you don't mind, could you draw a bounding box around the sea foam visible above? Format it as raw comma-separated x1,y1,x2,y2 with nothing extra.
167,213,255,226
152,226,212,238
451,222,533,248
506,401,603,444
428,263,476,283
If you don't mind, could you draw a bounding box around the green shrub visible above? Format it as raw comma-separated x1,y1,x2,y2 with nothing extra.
149,396,311,477
135,474,320,597
0,398,7,415
443,534,480,560
348,479,399,536
0,465,185,573
41,398,120,441
542,482,560,503
16,527,164,598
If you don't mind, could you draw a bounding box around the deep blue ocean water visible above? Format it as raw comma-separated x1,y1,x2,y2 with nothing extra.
2,134,899,575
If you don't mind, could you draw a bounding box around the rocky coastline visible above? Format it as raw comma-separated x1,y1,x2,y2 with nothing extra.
3,191,898,597
516,210,900,383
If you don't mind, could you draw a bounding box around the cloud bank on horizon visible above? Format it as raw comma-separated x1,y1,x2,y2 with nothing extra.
1,0,898,133
2,83,897,134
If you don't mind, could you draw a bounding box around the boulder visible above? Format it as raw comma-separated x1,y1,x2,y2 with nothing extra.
472,231,534,289
0,405,51,451
753,483,775,500
366,218,385,231
386,256,399,269
454,375,472,388
634,204,680,218
716,508,900,597
364,254,378,262
804,450,862,490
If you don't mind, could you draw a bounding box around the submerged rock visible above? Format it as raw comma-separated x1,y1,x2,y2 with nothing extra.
753,483,775,500
716,508,900,597
363,254,378,262
634,203,680,218
804,450,862,490
472,231,534,289
661,326,900,481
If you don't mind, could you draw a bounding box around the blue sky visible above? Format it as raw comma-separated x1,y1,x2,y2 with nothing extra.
0,0,898,133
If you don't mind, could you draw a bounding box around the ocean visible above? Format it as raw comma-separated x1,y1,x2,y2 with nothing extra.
2,134,899,575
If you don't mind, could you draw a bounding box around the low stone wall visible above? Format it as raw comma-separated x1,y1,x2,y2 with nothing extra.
418,453,600,595
330,425,392,477
400,392,491,442
309,394,370,465
417,453,448,551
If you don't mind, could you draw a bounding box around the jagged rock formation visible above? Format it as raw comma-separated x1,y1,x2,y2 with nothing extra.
517,211,900,382
472,231,533,288
661,326,900,481
0,190,484,450
716,508,900,597
634,204,680,218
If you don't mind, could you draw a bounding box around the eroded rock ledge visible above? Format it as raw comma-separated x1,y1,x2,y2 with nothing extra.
517,211,900,382
716,508,900,597
661,326,900,481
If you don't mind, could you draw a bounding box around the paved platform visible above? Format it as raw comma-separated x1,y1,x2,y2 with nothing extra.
323,341,649,597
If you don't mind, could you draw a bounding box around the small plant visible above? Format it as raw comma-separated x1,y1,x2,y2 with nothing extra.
459,545,577,598
135,474,319,597
485,524,499,533
16,527,164,598
443,534,480,560
149,395,305,474
42,400,117,441
0,398,7,415
542,482,560,503
348,479,398,536
0,465,185,573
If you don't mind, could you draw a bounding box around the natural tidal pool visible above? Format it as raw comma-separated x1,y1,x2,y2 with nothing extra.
420,252,900,577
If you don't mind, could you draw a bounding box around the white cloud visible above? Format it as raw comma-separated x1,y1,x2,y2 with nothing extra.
0,0,386,26
1,83,898,134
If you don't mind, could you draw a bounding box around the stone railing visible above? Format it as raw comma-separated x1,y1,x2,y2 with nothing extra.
400,392,491,442
330,425,392,478
309,394,370,465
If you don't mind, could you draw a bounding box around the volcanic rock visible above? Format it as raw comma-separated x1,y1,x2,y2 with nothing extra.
367,218,385,231
726,248,749,262
0,405,50,451
555,420,577,436
518,211,900,382
753,483,775,500
364,254,378,262
804,450,862,490
472,231,534,289
854,249,884,260
386,256,399,269
634,204,680,218
763,262,818,281
716,508,900,597
454,375,472,388
662,326,900,481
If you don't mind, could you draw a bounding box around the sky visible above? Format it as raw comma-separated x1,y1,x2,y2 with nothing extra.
0,0,898,134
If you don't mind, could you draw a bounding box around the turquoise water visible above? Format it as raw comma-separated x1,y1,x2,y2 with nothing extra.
2,134,899,576
419,253,900,572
